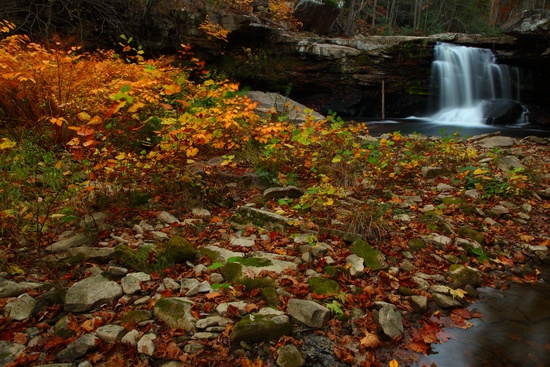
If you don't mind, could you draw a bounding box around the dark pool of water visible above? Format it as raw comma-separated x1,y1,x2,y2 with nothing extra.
414,280,550,367
363,118,550,138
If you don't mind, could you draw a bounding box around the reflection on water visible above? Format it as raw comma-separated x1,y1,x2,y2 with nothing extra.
363,118,550,138
416,279,550,367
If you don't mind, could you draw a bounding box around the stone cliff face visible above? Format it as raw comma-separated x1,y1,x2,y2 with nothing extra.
145,7,550,124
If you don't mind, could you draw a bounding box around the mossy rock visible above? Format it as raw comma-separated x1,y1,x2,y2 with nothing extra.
221,262,243,282
440,197,466,205
153,297,196,331
261,287,281,307
449,264,482,288
407,237,426,251
231,313,291,344
323,265,346,278
164,236,197,263
227,256,273,267
308,277,341,295
457,227,486,245
350,240,387,270
112,244,156,272
121,309,153,325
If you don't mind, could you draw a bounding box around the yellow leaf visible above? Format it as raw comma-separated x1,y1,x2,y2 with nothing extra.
128,102,145,113
389,360,399,367
77,112,91,121
87,116,103,125
163,84,182,95
473,168,485,175
115,152,126,160
449,288,467,299
55,160,62,169
0,138,16,149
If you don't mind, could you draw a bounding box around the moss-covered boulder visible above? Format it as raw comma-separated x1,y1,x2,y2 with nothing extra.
164,236,197,263
230,313,291,344
457,227,486,246
350,240,387,270
308,277,341,295
153,297,196,332
121,309,153,325
449,264,482,289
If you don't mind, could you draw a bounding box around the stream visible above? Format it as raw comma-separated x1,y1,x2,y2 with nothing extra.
402,266,550,367
363,118,550,139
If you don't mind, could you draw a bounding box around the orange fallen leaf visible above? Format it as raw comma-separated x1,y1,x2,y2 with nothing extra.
360,332,381,348
206,291,222,299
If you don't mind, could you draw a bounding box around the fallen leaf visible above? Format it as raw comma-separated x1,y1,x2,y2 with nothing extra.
360,332,381,348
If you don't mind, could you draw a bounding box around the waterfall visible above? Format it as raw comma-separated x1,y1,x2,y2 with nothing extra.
429,42,522,126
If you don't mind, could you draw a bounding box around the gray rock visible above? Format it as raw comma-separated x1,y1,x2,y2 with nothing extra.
107,266,128,276
496,155,525,171
216,301,248,316
311,242,333,258
421,166,443,178
163,277,181,291
263,186,305,199
56,334,99,361
151,231,169,241
121,329,139,346
346,254,365,276
436,183,455,192
196,315,229,329
153,297,196,331
65,275,123,312
192,208,211,219
479,136,516,147
377,304,404,339
410,295,428,313
229,235,256,248
8,293,37,320
287,299,330,328
247,91,325,124
426,234,452,248
64,246,114,262
157,211,179,224
230,313,291,344
432,293,462,308
277,344,306,367
455,238,482,252
0,341,25,366
0,279,32,303
192,332,219,340
465,189,481,199
80,212,108,230
230,206,293,230
209,273,224,284
47,233,95,253
137,333,157,356
96,324,127,343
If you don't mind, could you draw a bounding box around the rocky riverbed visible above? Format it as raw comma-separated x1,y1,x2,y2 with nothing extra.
0,132,549,367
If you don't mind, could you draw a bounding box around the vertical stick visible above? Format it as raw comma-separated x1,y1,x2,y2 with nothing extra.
381,80,385,120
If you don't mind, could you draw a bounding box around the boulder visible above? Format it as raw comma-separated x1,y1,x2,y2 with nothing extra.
449,264,482,288
56,334,99,361
351,240,387,270
501,9,550,40
377,304,404,339
481,99,524,126
8,293,37,320
0,276,44,297
246,91,325,124
287,299,330,328
153,297,196,331
230,313,292,344
65,275,123,313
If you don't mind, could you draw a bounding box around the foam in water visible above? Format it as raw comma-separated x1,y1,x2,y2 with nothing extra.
429,42,521,126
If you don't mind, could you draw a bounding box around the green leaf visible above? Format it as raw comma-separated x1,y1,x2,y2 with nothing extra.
208,262,224,270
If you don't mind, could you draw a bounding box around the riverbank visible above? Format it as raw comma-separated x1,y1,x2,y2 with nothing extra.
1,131,549,367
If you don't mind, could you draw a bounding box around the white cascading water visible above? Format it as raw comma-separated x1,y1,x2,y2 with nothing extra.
430,42,521,126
